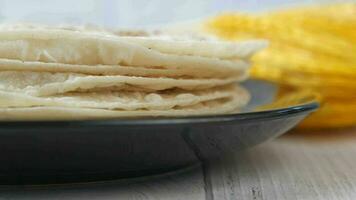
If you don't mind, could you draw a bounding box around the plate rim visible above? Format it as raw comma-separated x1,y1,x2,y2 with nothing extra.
0,101,319,128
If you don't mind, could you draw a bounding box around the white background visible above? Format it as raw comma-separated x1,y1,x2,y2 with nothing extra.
0,0,353,28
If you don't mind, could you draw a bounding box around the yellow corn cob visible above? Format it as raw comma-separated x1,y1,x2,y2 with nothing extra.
267,4,356,28
252,45,356,78
278,84,356,99
300,104,356,129
268,3,356,22
204,3,356,129
251,66,356,89
206,13,356,62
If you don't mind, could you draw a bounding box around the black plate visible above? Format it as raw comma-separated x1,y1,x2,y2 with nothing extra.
0,80,318,184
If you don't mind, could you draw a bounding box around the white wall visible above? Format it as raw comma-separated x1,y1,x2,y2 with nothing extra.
0,0,353,28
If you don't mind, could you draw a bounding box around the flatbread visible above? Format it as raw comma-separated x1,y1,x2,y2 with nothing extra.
0,86,249,121
0,25,258,120
119,36,268,59
0,58,247,78
0,24,267,59
0,85,248,111
0,71,243,96
0,29,249,77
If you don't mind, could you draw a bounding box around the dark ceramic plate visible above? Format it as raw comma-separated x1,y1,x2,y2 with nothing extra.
0,80,318,185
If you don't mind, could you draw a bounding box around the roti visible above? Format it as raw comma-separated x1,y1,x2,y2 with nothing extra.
119,36,268,59
0,58,247,78
0,84,248,111
0,24,267,59
0,25,265,120
0,71,243,96
0,29,249,77
0,87,249,121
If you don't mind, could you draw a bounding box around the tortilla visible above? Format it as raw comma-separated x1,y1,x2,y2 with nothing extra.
119,36,268,59
0,58,247,78
0,30,249,76
0,24,267,59
0,71,243,96
0,84,248,111
0,86,249,121
0,25,262,120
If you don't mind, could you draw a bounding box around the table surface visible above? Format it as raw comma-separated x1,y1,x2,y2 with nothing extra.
1,127,356,200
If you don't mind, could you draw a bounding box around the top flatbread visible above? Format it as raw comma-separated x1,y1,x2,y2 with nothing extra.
0,29,249,79
119,36,268,59
0,24,267,59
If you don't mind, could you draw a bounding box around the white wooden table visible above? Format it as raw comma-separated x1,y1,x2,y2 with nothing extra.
1,128,356,200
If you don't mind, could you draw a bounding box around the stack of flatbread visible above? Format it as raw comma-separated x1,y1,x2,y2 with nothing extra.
0,25,267,120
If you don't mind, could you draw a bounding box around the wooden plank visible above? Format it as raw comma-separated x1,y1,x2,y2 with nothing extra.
206,128,356,200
